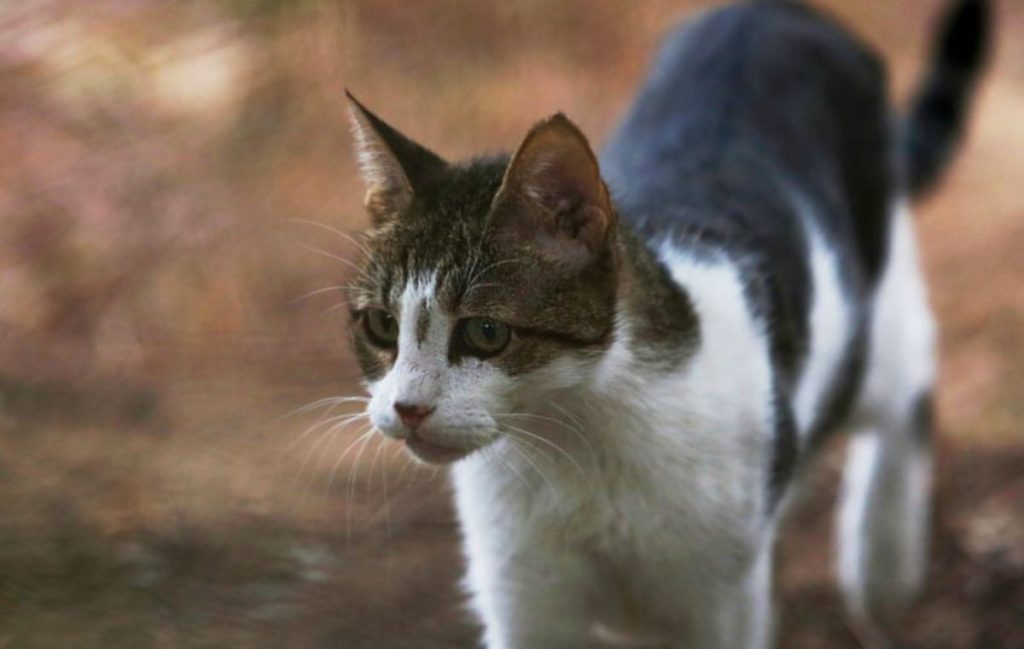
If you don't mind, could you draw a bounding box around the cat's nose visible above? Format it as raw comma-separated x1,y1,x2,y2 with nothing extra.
394,402,435,429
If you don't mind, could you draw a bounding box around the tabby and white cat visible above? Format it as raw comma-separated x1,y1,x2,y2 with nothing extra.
339,1,989,646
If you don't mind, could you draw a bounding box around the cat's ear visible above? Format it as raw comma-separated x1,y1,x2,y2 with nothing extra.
487,113,614,267
345,90,447,223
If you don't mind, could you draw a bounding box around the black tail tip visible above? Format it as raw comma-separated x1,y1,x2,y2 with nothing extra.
904,0,993,198
937,0,991,72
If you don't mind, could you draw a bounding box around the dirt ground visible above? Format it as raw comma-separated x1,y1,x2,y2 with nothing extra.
1,1,1022,647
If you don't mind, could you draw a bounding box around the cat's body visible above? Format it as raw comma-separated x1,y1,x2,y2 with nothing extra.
342,1,989,647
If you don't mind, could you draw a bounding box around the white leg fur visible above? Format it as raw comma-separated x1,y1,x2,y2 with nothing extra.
839,429,932,626
839,203,936,628
739,547,775,649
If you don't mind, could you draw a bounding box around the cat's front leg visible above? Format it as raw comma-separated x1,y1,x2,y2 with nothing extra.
656,546,774,649
465,548,598,649
454,452,601,648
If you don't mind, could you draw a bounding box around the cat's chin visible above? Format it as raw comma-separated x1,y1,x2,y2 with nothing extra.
405,432,476,465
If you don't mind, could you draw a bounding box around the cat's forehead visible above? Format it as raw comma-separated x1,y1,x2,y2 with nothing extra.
361,158,510,303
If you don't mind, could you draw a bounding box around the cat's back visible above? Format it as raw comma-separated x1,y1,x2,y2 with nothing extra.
603,1,886,174
602,1,892,288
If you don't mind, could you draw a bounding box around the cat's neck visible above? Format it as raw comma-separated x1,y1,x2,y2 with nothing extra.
501,215,770,474
483,221,704,473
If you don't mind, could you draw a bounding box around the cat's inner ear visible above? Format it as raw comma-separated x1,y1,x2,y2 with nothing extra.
345,91,447,223
488,113,614,267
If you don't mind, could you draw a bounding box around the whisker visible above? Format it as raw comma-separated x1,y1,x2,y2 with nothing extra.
294,419,348,491
501,423,591,487
343,428,379,538
319,425,374,497
497,411,598,463
549,401,587,431
394,450,417,488
304,245,373,279
463,256,528,297
280,395,370,420
289,411,370,450
487,443,534,493
468,256,526,286
290,419,368,513
287,218,374,259
367,435,387,504
322,299,354,316
292,284,360,304
462,282,503,299
382,442,405,543
503,436,556,493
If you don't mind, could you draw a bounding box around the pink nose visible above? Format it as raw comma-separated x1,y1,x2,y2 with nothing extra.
394,402,435,429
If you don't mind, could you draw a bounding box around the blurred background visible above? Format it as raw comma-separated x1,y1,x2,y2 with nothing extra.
1,1,1021,647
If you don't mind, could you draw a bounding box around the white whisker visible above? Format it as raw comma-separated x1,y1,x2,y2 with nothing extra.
287,218,374,259
487,443,534,493
304,245,373,279
496,411,597,463
463,256,527,298
292,284,360,304
280,395,370,420
290,411,369,450
503,436,556,493
343,427,378,538
501,423,591,487
322,299,354,316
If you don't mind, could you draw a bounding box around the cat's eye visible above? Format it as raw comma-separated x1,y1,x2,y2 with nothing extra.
364,309,398,347
461,317,511,357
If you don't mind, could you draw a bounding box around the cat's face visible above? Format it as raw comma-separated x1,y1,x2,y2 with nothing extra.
345,93,617,464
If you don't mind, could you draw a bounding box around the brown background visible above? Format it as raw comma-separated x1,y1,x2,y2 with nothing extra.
1,1,1021,647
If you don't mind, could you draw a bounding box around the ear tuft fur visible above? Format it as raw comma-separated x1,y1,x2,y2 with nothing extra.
345,91,447,223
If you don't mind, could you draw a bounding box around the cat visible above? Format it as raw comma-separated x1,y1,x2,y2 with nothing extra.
339,0,990,646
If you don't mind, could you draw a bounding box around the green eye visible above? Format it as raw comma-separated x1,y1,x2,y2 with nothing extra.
364,309,398,347
461,317,511,357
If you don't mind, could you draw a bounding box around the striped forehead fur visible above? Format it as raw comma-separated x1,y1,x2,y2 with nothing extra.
353,157,617,335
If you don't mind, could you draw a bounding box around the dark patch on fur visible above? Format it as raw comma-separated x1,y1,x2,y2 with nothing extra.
912,390,935,446
616,226,701,368
768,378,799,513
806,315,871,451
415,300,430,346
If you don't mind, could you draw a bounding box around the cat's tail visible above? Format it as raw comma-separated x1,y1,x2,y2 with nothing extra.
903,0,991,198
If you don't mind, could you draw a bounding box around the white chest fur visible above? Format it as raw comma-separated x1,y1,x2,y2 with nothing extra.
451,251,777,646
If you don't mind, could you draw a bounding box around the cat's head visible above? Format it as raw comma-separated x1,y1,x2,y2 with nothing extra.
344,92,618,464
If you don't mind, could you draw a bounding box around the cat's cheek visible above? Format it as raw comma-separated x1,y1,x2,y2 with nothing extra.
441,364,513,434
351,334,394,383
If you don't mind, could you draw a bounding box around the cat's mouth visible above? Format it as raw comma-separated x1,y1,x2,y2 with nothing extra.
405,432,474,465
